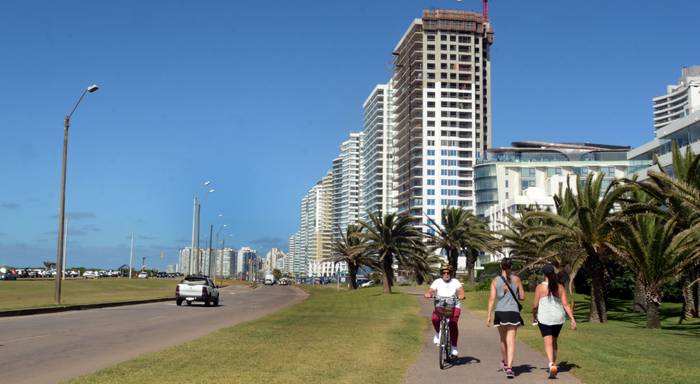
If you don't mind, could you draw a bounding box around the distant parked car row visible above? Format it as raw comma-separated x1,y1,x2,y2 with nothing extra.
0,267,183,280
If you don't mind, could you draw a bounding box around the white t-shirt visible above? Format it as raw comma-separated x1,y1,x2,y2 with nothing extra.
430,278,463,308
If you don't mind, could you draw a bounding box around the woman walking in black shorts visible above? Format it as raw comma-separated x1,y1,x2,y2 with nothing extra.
486,258,525,378
532,264,577,378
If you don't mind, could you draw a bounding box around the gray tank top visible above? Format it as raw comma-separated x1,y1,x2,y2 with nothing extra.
495,275,519,312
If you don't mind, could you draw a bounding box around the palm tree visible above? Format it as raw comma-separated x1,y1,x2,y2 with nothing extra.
607,214,700,328
427,207,468,272
500,208,586,300
629,144,700,319
360,212,426,293
526,173,635,323
461,211,496,283
427,207,494,283
326,224,373,289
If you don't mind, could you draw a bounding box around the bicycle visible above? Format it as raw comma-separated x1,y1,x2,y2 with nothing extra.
434,296,458,369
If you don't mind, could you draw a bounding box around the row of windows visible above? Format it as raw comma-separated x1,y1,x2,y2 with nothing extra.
426,34,475,44
426,44,472,52
426,189,459,196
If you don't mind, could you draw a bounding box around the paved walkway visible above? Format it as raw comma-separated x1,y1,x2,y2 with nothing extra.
402,287,581,383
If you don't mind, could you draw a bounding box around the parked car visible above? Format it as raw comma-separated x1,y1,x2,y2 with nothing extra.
156,272,168,278
359,280,375,288
83,270,99,279
0,272,17,280
176,275,219,306
137,271,149,279
279,278,289,286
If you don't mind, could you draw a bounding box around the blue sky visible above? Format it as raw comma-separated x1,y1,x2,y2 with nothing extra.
0,0,697,270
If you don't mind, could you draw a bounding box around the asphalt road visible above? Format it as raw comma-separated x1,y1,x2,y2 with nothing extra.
0,284,307,384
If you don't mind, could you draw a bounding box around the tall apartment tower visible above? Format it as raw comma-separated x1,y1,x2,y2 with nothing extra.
332,132,363,240
392,9,493,226
298,171,333,275
286,231,301,275
653,65,700,130
361,83,396,222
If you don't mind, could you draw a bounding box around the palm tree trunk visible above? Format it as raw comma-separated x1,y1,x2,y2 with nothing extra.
467,250,478,284
586,256,608,323
646,298,661,329
348,264,358,290
448,248,459,273
633,277,647,313
415,270,425,285
693,265,699,318
382,254,393,294
681,272,697,320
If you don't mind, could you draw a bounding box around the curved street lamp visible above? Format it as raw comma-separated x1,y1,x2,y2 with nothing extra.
55,84,99,304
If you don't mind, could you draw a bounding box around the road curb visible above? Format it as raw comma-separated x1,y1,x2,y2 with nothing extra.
0,297,174,318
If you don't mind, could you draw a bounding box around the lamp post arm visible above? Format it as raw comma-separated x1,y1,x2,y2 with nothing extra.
67,89,88,120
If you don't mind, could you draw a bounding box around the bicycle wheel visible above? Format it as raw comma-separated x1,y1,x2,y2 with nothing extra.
439,319,448,369
445,320,452,364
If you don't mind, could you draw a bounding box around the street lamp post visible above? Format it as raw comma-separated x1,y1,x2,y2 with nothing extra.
55,84,99,305
215,223,227,284
190,181,214,275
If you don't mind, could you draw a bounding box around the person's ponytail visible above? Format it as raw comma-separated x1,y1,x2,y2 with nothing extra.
500,257,513,281
545,271,559,297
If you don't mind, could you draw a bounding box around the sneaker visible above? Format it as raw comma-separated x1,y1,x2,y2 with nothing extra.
505,368,514,378
548,364,558,378
451,347,459,357
500,361,507,372
433,334,440,345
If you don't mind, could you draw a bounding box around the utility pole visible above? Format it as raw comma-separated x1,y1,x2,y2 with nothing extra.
129,232,134,279
195,202,201,273
190,196,197,275
62,216,68,280
220,237,225,281
208,224,213,277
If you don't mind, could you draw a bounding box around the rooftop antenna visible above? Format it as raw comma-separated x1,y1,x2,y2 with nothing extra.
483,0,489,20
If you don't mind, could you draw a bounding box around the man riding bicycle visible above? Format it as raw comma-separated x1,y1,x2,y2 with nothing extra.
424,264,465,357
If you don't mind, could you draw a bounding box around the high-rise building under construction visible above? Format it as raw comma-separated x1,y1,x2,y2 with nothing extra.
392,9,494,228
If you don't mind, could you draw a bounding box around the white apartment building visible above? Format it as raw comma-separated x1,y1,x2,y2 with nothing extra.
629,66,700,179
264,248,285,272
475,141,651,265
213,248,236,278
392,9,494,231
236,247,258,279
653,65,700,130
361,83,397,221
332,133,363,240
291,172,333,277
629,110,700,179
178,247,203,275
286,231,300,275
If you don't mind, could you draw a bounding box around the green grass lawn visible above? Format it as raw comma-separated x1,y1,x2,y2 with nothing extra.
464,290,700,384
0,279,178,310
67,286,424,384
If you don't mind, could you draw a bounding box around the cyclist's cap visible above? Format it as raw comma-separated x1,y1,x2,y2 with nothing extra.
542,264,555,275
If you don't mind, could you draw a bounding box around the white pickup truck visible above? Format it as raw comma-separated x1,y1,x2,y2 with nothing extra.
176,275,220,306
